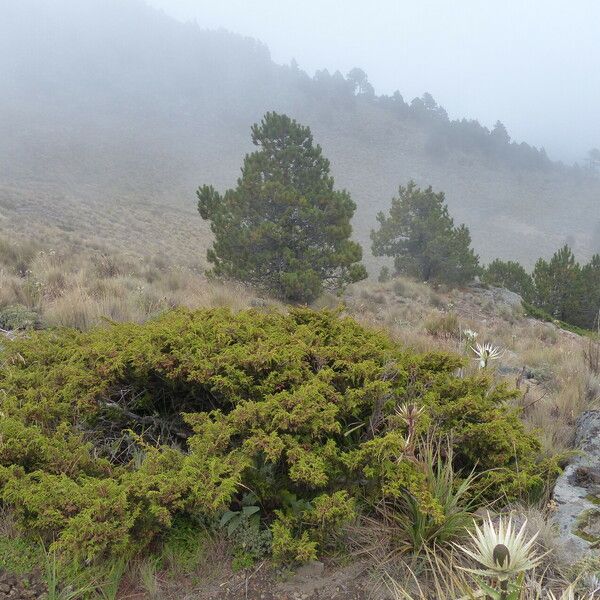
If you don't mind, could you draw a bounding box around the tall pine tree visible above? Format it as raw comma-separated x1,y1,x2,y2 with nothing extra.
197,112,366,303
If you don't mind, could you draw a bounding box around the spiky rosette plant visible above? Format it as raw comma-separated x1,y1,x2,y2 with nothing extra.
471,342,503,369
457,514,546,600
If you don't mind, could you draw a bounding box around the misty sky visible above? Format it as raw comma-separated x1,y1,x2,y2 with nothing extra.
147,0,600,163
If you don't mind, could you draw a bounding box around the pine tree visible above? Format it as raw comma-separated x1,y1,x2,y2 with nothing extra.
532,245,581,323
579,254,600,328
491,120,510,145
482,259,534,302
370,181,479,284
197,112,367,303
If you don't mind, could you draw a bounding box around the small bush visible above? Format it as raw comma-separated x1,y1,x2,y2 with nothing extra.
429,292,445,309
378,266,391,283
393,279,408,297
425,313,460,339
0,304,39,330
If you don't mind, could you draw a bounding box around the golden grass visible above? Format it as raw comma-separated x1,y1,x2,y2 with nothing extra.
0,234,280,330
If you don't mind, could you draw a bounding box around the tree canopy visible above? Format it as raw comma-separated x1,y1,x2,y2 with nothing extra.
482,259,535,303
370,181,480,285
532,245,582,323
197,112,367,303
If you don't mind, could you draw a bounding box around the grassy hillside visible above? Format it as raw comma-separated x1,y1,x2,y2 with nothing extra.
1,232,598,597
1,0,599,272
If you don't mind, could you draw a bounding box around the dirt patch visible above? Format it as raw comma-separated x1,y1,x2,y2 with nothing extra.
118,560,392,600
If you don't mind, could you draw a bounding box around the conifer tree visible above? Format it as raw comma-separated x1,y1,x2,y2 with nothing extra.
197,112,367,302
370,181,479,284
482,259,534,302
579,254,600,328
532,245,581,322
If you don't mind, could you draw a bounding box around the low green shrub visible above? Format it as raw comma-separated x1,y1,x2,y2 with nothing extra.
158,516,208,574
0,307,555,569
0,304,39,330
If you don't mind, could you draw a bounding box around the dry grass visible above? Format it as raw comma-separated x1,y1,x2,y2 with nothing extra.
0,234,280,330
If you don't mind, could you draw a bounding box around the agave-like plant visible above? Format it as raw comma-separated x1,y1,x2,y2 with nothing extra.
457,514,545,582
395,403,425,456
395,403,425,426
471,342,503,369
463,328,479,342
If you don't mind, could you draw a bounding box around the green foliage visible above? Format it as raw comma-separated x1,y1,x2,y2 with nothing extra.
0,536,43,575
158,516,207,574
0,307,553,569
44,548,96,600
478,248,599,332
531,246,600,330
533,245,582,323
0,304,39,330
482,259,535,303
371,181,480,285
378,265,391,283
579,254,600,328
197,112,367,303
220,496,271,569
383,440,479,553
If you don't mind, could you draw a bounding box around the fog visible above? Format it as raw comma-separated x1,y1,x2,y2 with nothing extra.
2,0,599,267
147,0,600,164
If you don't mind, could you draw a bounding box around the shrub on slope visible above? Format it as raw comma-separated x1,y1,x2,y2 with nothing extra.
0,308,555,568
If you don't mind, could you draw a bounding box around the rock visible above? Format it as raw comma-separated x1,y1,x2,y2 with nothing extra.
293,560,325,580
250,298,269,307
0,569,46,600
553,410,600,564
468,284,524,310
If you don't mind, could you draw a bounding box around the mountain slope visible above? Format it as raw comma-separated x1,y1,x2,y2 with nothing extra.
1,0,599,269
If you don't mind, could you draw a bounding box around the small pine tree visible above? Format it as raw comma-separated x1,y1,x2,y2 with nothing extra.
370,181,479,285
197,112,367,303
532,245,581,323
579,254,600,328
482,259,534,302
378,266,391,283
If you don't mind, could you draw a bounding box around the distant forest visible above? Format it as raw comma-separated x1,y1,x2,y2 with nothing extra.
300,66,557,170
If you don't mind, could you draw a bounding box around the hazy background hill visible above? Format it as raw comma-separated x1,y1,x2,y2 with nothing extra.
1,0,599,271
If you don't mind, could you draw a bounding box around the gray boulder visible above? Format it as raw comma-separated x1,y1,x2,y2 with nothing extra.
553,410,600,563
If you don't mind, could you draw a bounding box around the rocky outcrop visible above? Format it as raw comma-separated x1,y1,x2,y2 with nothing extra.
553,410,600,563
0,570,46,599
